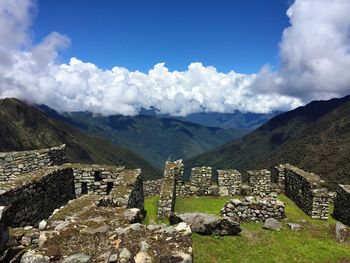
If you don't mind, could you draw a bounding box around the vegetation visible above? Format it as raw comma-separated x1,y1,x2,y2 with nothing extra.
185,96,350,187
0,98,161,180
144,195,350,263
44,110,246,169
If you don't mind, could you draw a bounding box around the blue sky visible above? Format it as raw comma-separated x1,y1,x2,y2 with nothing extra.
33,0,291,73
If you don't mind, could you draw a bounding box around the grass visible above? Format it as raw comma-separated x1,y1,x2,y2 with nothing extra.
144,195,350,263
144,196,160,225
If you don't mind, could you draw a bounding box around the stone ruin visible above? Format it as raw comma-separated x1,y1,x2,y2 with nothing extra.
1,144,350,261
147,161,342,224
334,184,350,226
248,169,272,195
281,164,331,220
217,169,242,196
157,160,183,219
0,146,193,262
221,196,285,222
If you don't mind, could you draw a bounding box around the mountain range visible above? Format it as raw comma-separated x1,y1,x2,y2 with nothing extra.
185,95,350,188
139,108,279,129
40,110,246,170
0,98,161,180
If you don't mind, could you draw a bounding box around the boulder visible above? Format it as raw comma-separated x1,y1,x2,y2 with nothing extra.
263,218,282,231
335,221,350,243
169,212,241,235
20,250,50,263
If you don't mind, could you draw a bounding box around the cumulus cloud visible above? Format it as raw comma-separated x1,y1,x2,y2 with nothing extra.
0,0,349,116
278,0,350,100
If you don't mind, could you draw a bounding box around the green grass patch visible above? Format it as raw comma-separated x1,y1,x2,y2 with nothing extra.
175,196,231,216
145,195,350,263
143,196,159,225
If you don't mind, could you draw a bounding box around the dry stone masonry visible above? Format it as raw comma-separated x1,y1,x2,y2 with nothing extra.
157,160,183,219
248,169,272,195
0,145,67,181
274,164,286,192
221,196,285,222
188,166,212,195
68,164,126,197
334,184,350,226
217,169,242,196
282,164,331,220
0,167,75,227
143,178,162,197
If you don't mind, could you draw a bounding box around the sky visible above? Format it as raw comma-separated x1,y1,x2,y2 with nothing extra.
0,0,350,116
32,0,290,74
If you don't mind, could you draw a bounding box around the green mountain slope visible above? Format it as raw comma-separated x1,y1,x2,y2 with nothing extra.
262,99,350,187
0,98,161,180
41,110,246,169
185,95,350,186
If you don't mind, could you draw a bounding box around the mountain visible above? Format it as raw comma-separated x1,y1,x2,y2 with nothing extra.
185,95,350,187
0,98,161,180
139,108,279,129
40,110,246,170
172,111,279,129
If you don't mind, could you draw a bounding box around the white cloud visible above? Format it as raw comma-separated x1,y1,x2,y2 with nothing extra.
278,0,350,100
0,0,349,116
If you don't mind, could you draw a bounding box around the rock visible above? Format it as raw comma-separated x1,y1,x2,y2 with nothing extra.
218,187,229,197
20,236,32,246
123,208,143,223
81,225,109,235
62,253,91,263
134,251,153,263
38,220,47,231
287,223,302,231
97,252,111,261
54,221,70,231
174,222,192,236
23,226,33,231
117,223,144,236
170,213,241,235
119,248,131,263
108,253,118,262
210,185,219,196
189,186,199,193
335,221,350,243
172,252,192,263
139,241,150,252
20,250,50,263
263,218,282,230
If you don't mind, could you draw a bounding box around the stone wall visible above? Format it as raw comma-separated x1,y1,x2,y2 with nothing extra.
176,166,213,196
248,169,272,195
157,160,183,219
221,196,285,222
0,145,67,181
98,168,144,210
274,164,286,192
334,185,350,226
0,167,75,227
143,179,163,197
283,164,330,220
217,169,242,196
67,164,125,197
189,166,212,195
